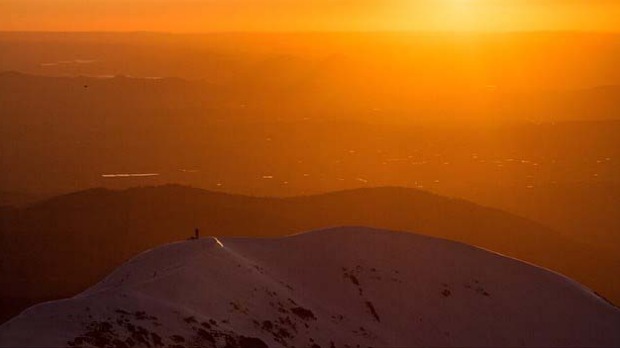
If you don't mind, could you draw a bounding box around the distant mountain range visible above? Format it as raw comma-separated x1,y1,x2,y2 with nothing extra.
1,185,618,324
2,227,619,347
2,32,620,90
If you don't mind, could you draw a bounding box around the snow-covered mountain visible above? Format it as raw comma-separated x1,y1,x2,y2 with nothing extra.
1,227,619,347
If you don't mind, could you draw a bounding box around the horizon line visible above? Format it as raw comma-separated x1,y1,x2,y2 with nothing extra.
2,29,620,35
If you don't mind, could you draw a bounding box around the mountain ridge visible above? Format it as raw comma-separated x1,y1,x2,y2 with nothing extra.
2,227,619,347
2,185,618,325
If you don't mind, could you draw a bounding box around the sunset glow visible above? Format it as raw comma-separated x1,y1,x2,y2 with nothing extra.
1,0,620,32
1,0,620,343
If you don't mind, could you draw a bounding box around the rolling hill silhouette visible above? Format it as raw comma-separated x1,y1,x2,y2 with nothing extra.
467,181,620,250
1,185,617,324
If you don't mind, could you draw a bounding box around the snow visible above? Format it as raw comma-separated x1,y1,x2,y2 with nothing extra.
1,226,619,347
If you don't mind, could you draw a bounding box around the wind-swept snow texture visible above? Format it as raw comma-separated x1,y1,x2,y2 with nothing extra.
1,227,619,347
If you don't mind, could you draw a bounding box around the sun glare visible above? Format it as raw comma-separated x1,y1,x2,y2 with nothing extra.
1,0,620,32
445,0,479,31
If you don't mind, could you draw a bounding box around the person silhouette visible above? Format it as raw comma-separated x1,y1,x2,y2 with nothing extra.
194,228,200,240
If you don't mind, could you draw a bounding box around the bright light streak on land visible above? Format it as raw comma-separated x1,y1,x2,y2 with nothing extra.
101,173,160,178
213,237,224,248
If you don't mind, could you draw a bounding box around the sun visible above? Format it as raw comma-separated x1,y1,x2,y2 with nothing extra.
443,0,480,31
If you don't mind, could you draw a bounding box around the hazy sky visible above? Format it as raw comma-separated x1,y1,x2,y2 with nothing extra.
1,0,619,32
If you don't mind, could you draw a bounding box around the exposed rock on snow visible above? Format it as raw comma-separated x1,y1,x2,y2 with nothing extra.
1,227,619,347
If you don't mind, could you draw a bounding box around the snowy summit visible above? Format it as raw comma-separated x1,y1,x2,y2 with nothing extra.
1,227,619,347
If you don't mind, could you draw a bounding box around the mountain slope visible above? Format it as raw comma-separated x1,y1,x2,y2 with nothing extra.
2,185,618,324
1,227,619,347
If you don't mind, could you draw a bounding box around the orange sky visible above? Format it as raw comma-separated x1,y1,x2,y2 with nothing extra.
1,0,620,32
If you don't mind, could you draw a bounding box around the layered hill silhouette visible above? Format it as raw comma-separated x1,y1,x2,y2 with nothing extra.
467,181,620,250
1,185,617,324
1,227,619,347
3,32,620,91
